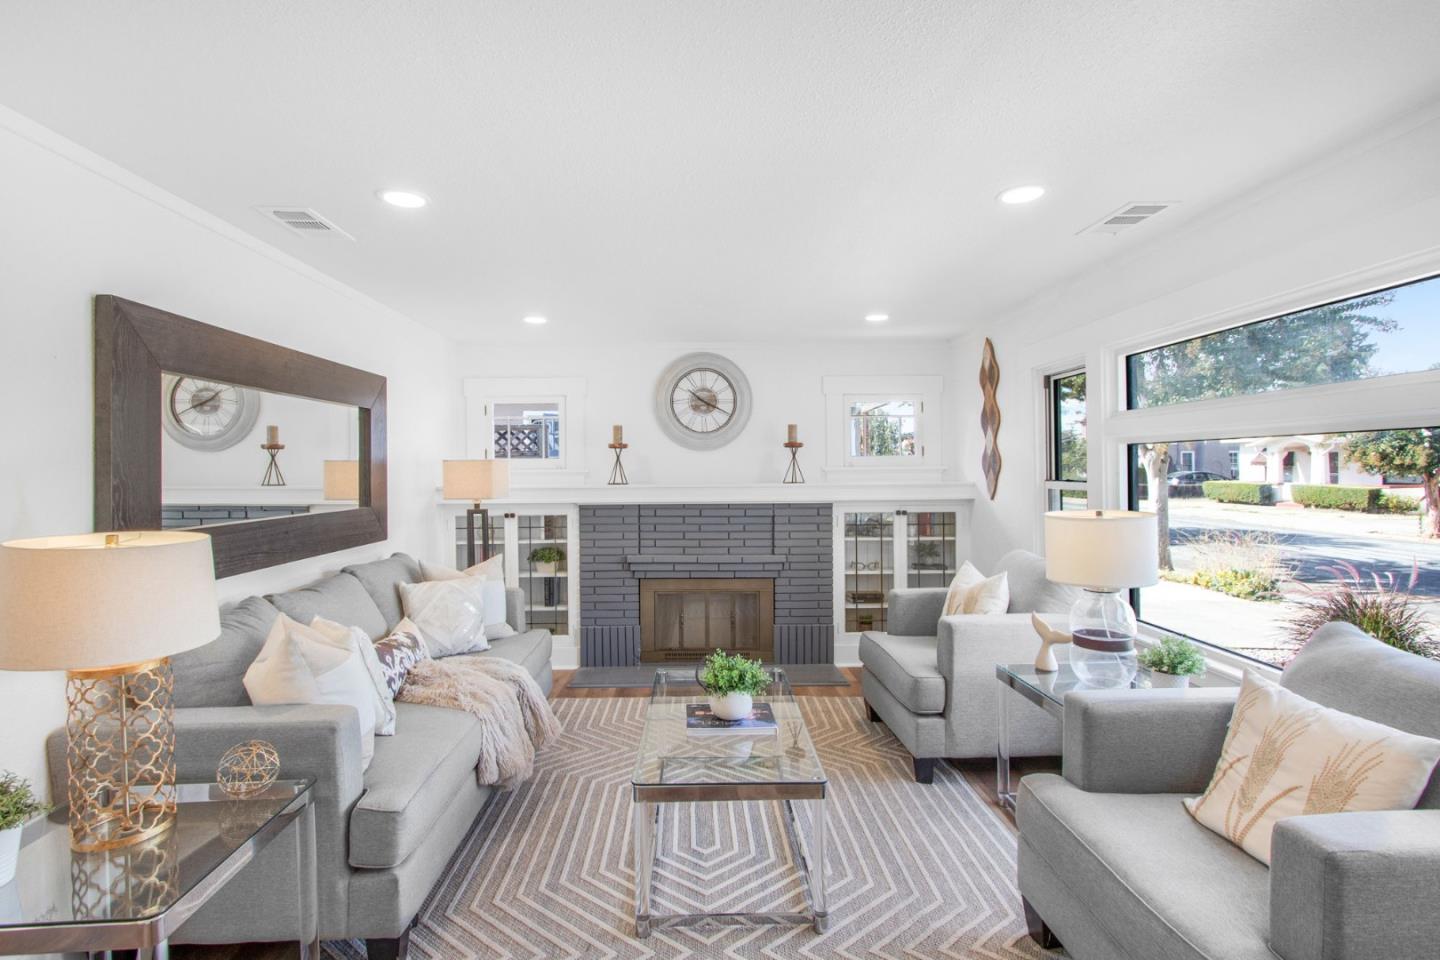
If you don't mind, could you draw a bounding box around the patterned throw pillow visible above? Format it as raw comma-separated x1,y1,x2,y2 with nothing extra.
1185,669,1440,864
372,617,430,697
400,577,489,657
311,616,398,736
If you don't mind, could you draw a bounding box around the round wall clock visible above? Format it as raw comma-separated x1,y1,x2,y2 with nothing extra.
161,374,262,451
654,352,752,450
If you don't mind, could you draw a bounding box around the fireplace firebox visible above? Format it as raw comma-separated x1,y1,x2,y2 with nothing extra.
640,578,774,662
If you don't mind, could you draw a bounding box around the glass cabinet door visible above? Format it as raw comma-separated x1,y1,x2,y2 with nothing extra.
905,511,958,587
453,511,571,636
843,511,894,633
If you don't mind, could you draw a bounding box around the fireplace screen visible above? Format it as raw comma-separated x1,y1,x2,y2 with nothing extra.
639,578,774,662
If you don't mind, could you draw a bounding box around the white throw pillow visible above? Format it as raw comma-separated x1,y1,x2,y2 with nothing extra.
311,616,397,736
399,578,489,657
942,562,1010,616
422,562,514,639
243,614,377,769
1185,670,1440,864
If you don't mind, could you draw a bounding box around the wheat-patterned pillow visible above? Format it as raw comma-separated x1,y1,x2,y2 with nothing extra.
1184,669,1440,864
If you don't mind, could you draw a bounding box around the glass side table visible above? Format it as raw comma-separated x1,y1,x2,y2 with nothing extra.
0,779,317,960
995,663,1237,811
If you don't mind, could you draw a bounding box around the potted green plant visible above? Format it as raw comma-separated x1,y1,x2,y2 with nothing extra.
1137,635,1207,688
0,772,50,885
528,546,565,576
698,650,771,721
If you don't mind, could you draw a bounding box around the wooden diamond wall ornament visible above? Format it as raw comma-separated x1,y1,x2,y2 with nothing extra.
979,338,1002,499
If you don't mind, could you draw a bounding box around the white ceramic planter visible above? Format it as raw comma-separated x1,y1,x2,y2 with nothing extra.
0,825,21,886
708,692,754,721
532,562,558,576
1148,671,1191,689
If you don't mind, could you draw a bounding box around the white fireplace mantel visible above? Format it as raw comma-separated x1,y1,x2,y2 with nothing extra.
436,480,977,507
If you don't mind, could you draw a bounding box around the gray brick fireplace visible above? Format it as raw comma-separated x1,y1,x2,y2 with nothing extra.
578,502,833,666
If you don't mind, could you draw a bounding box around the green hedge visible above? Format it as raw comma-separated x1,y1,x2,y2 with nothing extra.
1291,484,1382,511
1201,480,1275,505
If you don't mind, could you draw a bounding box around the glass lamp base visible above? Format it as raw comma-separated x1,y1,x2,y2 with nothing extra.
1069,590,1139,689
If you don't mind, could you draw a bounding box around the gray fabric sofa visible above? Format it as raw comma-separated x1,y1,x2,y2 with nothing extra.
859,549,1078,781
1017,622,1440,960
46,552,552,960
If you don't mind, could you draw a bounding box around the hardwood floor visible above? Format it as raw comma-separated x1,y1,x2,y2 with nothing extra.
175,668,1055,959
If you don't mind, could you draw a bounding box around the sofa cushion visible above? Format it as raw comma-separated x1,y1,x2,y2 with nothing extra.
1283,621,1440,808
172,596,280,708
349,702,484,869
342,553,422,629
470,628,553,679
268,572,388,641
1018,774,1272,960
997,550,1078,615
858,632,945,714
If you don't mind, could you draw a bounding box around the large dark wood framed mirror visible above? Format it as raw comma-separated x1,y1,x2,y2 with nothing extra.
94,295,387,578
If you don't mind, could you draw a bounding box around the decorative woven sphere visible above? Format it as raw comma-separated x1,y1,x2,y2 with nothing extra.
216,740,280,799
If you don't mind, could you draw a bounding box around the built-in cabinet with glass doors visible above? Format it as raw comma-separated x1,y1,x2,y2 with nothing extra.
454,511,571,637
841,508,962,634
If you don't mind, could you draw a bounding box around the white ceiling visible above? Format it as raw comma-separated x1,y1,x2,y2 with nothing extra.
2,1,1438,343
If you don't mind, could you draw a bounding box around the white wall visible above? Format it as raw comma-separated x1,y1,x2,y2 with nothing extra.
457,338,961,488
0,107,462,796
957,105,1440,571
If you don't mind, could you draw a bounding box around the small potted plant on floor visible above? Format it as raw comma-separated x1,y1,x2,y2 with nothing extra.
698,650,771,721
0,772,50,885
1138,634,1207,688
528,546,565,576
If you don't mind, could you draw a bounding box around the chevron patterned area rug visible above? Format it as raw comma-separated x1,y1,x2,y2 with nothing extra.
329,697,1058,959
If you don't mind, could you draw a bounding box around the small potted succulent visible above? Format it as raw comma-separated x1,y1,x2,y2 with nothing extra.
0,772,50,885
1138,634,1207,688
698,650,771,721
528,546,565,576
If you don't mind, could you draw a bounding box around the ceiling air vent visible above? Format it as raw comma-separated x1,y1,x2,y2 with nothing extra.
253,206,355,240
1079,202,1177,236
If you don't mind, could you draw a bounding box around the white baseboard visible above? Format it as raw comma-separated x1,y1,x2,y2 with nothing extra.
833,637,861,668
550,636,580,671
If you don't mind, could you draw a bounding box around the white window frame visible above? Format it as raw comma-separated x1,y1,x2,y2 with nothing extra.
1179,449,1195,472
463,377,589,482
1038,362,1090,516
822,375,944,481
1095,252,1440,679
842,394,923,465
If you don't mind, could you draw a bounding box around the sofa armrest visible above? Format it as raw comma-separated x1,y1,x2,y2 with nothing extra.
936,613,1051,677
1271,809,1440,960
506,586,528,632
172,704,366,807
1062,688,1237,794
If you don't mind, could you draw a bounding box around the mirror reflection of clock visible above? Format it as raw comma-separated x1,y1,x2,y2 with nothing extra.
161,374,262,451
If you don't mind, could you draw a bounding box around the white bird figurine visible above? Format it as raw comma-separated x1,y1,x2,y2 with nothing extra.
1030,613,1072,673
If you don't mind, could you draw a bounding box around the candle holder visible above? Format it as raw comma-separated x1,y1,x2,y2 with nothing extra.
260,440,286,486
782,440,805,484
607,442,629,486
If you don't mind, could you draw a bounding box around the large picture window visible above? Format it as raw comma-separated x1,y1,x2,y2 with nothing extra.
1126,273,1440,409
1127,431,1438,666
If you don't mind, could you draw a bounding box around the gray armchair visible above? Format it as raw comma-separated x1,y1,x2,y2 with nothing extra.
859,549,1078,782
1017,622,1440,960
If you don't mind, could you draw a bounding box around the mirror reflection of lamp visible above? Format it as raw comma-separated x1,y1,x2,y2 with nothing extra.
322,459,360,502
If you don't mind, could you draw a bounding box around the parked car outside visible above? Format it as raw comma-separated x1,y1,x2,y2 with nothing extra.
1168,470,1228,487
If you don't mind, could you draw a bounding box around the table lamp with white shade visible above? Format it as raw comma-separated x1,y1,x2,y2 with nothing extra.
323,459,360,502
1043,510,1159,688
0,531,219,851
443,459,510,567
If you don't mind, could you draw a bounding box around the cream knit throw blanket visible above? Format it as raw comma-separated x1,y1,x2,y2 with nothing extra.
397,656,562,788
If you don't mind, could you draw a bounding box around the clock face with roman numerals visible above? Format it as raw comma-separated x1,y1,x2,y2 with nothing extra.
669,366,736,435
654,353,752,450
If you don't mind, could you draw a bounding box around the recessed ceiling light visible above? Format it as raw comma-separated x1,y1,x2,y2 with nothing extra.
522,315,548,326
865,313,890,324
998,185,1045,205
377,189,428,209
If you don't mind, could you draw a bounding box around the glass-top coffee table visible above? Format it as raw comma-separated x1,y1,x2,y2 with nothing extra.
0,780,316,959
631,667,829,937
